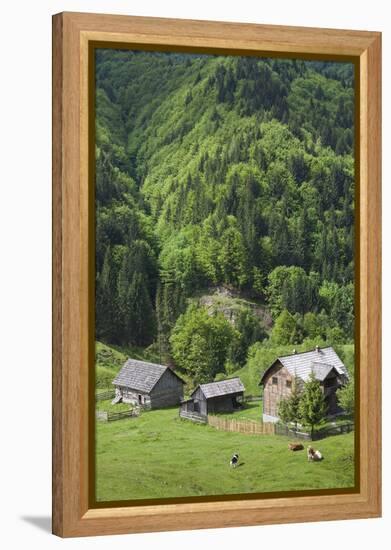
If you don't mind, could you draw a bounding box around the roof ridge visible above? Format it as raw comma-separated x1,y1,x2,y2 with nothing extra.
278,345,333,360
194,377,245,399
125,357,166,369
260,346,347,386
199,376,241,387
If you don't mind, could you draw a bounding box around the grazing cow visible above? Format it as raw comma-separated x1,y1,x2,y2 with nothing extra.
230,454,239,468
307,446,323,461
313,449,323,461
288,442,304,451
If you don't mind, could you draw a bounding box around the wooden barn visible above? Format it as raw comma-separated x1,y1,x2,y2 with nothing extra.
112,358,185,409
260,346,349,423
180,377,245,419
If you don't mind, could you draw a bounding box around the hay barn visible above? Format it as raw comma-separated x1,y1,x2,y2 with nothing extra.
112,358,185,409
180,377,245,419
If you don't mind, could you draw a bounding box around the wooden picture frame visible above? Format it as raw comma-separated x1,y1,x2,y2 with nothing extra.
52,11,381,538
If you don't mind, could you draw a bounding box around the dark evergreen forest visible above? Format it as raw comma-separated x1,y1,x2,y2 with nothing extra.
95,49,355,385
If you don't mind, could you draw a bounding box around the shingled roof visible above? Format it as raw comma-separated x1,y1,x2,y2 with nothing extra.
194,377,245,399
113,358,184,393
260,346,348,385
311,361,337,381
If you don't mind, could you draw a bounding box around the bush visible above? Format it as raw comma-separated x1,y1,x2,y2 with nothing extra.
96,366,116,389
170,304,240,384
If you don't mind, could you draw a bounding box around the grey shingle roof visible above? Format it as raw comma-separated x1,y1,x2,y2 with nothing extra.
195,377,245,399
113,358,184,393
260,346,348,384
311,362,336,381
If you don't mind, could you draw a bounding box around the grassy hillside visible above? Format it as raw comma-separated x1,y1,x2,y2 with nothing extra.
95,341,161,389
96,407,354,501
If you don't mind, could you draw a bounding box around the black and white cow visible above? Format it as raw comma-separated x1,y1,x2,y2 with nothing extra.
230,453,239,468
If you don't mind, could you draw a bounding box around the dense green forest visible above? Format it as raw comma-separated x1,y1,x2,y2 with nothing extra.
95,49,355,387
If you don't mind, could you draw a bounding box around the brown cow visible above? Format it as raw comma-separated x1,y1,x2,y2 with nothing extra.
288,442,304,451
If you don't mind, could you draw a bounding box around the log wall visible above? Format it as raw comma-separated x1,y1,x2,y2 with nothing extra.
263,362,292,418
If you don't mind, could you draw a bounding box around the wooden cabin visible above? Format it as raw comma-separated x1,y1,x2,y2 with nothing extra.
260,346,349,422
180,377,245,419
112,358,185,409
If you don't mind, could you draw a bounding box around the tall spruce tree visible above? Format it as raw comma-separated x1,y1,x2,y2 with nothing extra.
277,376,302,430
96,246,121,343
337,375,355,415
299,373,327,437
117,247,156,346
126,272,156,346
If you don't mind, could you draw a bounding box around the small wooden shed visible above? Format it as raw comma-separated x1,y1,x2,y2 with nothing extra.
180,377,245,418
113,358,185,409
260,346,349,422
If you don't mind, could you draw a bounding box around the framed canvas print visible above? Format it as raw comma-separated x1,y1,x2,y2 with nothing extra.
52,12,381,537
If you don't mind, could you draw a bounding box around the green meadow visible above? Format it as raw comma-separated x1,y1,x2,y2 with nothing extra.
95,407,354,502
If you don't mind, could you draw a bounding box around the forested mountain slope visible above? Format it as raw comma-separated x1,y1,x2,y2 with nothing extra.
95,49,355,385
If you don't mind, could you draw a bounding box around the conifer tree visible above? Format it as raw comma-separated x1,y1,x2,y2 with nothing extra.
336,378,354,415
126,272,156,346
289,380,302,431
299,373,327,437
271,310,298,345
278,376,302,430
96,246,120,342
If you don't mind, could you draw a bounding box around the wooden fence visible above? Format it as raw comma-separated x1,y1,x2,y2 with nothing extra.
207,415,275,435
274,424,311,440
96,410,109,421
96,389,115,401
311,422,354,440
275,422,354,441
96,409,139,422
207,417,354,439
179,410,208,424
